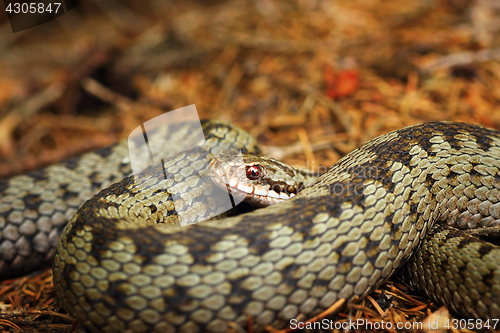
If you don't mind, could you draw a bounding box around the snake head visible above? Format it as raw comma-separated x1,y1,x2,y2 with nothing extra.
209,150,315,207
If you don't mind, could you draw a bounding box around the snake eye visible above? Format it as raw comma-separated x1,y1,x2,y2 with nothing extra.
246,165,262,180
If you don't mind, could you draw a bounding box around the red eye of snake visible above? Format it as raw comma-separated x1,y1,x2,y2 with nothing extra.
246,165,262,180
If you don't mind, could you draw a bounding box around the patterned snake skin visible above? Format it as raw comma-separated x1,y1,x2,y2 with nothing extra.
1,120,500,332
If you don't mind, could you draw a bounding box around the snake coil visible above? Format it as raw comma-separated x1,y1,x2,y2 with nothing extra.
1,120,500,332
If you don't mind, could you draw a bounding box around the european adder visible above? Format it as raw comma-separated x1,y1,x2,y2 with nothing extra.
0,120,499,332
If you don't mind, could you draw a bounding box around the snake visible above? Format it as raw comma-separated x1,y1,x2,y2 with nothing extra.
1,120,500,332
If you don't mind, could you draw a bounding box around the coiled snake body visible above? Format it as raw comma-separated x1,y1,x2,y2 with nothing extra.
1,120,500,332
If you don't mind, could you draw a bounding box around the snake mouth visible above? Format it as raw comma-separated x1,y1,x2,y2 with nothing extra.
209,153,296,207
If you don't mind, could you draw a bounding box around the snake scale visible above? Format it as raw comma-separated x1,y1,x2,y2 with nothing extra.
1,120,500,332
